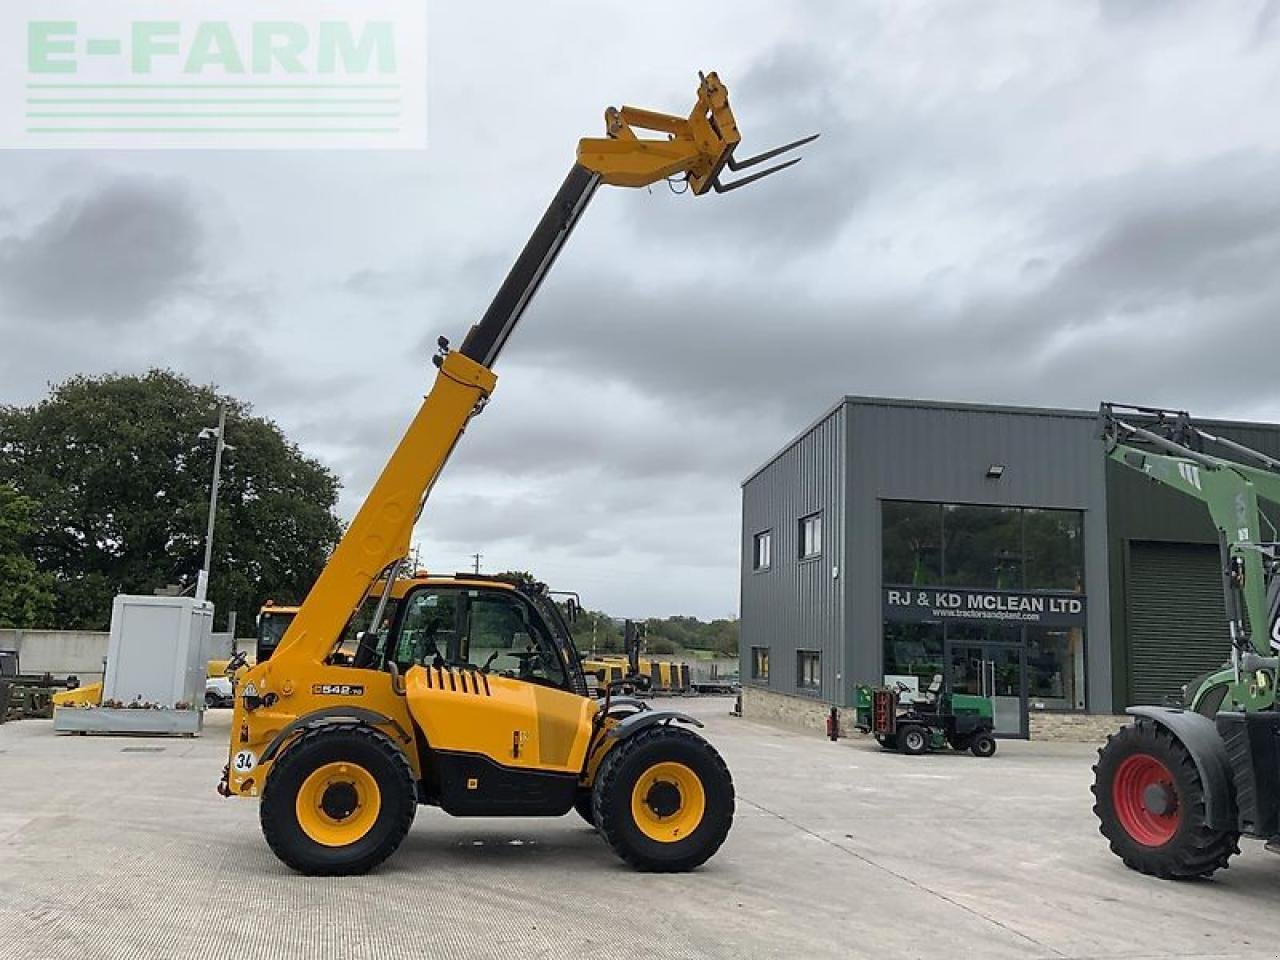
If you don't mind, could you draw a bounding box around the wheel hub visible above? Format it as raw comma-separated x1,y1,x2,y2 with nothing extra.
1142,781,1177,818
645,780,682,818
321,781,359,821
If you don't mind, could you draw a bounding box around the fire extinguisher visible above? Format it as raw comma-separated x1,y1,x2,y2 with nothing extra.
826,706,839,741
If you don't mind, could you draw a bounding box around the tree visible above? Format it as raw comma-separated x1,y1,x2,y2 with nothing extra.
644,615,739,657
0,484,56,628
0,370,343,632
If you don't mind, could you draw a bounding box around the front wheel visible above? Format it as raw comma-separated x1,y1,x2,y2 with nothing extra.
1091,721,1239,879
260,724,416,876
593,725,733,872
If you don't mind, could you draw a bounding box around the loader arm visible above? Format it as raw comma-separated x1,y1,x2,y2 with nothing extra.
228,73,814,761
1100,404,1280,710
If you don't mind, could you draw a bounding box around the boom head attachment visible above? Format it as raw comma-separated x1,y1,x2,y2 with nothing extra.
577,70,818,195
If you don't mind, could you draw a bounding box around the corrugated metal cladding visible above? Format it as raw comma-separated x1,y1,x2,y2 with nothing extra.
740,403,845,700
844,399,1098,508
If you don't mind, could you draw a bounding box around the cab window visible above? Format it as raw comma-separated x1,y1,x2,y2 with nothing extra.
394,589,461,666
466,590,567,689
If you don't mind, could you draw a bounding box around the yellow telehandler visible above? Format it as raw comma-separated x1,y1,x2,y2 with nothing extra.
219,71,814,874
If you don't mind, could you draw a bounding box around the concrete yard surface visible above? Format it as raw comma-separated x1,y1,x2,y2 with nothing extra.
1,698,1277,960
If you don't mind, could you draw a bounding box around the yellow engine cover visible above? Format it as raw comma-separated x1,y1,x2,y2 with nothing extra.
405,665,595,775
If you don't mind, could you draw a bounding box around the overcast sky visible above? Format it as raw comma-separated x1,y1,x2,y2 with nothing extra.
3,1,1280,619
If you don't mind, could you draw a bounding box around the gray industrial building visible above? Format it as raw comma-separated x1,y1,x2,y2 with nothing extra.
739,396,1280,738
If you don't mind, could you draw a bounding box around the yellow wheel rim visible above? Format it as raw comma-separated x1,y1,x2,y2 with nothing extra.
295,762,382,847
630,761,705,843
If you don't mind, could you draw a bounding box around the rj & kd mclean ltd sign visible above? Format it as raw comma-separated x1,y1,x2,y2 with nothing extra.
883,586,1086,626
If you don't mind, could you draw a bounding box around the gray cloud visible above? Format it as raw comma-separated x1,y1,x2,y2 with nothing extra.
0,176,204,324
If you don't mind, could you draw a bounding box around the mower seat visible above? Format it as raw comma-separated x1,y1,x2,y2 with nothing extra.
914,674,944,712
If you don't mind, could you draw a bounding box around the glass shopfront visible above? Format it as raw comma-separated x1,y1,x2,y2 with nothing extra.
882,501,1087,737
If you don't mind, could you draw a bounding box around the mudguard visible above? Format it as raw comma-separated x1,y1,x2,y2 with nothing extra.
260,707,412,763
602,708,703,745
1127,706,1237,831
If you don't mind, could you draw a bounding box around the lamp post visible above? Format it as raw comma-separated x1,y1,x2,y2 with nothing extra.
196,407,234,604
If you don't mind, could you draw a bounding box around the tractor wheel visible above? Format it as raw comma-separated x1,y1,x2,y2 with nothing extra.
1092,720,1239,880
970,733,997,758
876,733,898,751
573,790,597,828
898,725,929,755
592,725,733,872
260,724,416,876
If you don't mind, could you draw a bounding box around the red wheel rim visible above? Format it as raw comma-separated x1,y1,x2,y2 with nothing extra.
1112,753,1180,846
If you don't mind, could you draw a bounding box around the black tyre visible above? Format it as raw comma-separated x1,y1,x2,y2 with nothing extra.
573,791,597,828
970,733,997,758
898,724,928,755
205,691,220,708
1092,720,1239,880
876,733,899,751
592,725,733,872
260,724,416,876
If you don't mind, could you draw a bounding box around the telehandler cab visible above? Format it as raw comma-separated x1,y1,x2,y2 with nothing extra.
1092,404,1280,878
219,72,815,875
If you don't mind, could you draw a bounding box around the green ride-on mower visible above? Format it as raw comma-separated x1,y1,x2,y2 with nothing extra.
856,676,998,757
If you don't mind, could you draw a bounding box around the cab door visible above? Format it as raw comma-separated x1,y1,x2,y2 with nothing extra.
402,586,593,774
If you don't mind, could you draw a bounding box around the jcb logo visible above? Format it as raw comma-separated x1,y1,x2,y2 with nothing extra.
312,684,364,697
1178,462,1202,490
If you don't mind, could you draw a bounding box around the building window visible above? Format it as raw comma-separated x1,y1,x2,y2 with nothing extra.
797,650,820,691
750,646,770,681
1026,626,1086,710
881,501,1084,592
942,504,1023,589
752,530,772,571
882,622,944,689
798,512,822,559
882,501,943,585
1023,509,1084,591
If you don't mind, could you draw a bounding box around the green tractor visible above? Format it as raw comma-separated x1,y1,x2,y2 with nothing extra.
855,675,998,757
1093,404,1280,878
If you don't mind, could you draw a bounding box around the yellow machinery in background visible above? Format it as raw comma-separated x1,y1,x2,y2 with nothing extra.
219,71,814,875
583,658,689,693
583,620,692,694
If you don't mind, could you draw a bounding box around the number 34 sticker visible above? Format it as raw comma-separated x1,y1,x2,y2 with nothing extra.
232,750,258,773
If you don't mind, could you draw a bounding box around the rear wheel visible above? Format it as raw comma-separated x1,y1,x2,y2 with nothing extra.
1092,721,1239,879
593,725,733,872
898,724,928,755
260,724,416,876
970,733,997,758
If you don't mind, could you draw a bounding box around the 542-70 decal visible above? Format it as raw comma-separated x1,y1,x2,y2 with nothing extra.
312,683,365,696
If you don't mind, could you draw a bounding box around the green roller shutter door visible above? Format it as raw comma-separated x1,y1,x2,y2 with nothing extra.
1126,541,1231,706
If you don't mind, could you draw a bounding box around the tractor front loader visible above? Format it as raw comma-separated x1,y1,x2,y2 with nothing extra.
1092,404,1280,878
218,72,814,875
